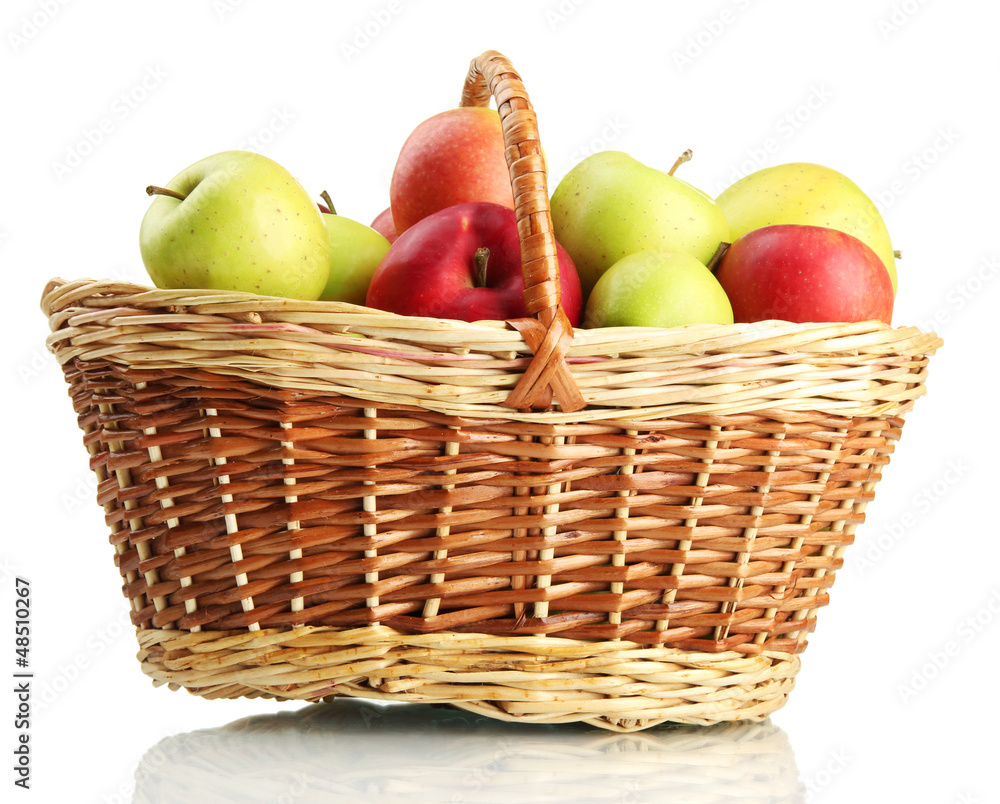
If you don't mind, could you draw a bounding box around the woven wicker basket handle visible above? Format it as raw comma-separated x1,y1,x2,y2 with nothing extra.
460,51,585,413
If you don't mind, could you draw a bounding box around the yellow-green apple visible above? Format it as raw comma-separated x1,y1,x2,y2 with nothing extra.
550,150,730,297
389,107,514,235
713,224,894,324
366,202,583,325
315,192,391,305
716,162,898,293
584,249,733,328
140,150,330,299
369,206,398,243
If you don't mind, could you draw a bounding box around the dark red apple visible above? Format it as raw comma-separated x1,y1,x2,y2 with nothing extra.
370,206,398,243
714,224,894,324
389,107,514,235
365,202,583,325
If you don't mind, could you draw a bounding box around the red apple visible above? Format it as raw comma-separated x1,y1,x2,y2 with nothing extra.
370,206,398,243
714,224,894,324
389,107,514,235
366,201,583,325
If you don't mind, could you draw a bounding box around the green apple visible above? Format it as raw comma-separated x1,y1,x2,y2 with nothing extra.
715,162,898,293
317,192,391,304
140,150,331,299
584,249,734,328
550,150,730,297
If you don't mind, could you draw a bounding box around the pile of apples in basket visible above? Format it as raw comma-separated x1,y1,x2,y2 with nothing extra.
139,104,899,330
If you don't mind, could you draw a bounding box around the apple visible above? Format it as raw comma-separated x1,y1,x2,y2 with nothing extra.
315,192,391,305
389,107,514,235
713,224,894,324
584,249,733,329
370,206,398,243
716,162,898,293
366,201,583,325
140,150,330,299
550,150,730,297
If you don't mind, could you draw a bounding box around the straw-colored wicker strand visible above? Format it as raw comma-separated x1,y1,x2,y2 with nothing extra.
42,278,941,423
39,47,944,732
137,625,799,732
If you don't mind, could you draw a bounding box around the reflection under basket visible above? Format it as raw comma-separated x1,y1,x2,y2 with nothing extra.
132,700,805,804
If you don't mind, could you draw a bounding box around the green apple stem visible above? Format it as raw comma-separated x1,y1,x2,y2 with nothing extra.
146,185,187,201
320,190,337,215
706,241,730,273
474,247,491,288
668,149,693,176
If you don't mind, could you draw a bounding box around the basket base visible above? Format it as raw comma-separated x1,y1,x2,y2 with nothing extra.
137,625,799,731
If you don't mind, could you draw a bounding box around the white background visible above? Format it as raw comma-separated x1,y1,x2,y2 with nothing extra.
3,1,997,801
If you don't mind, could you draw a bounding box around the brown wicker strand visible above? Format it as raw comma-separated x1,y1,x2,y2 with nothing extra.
39,50,943,731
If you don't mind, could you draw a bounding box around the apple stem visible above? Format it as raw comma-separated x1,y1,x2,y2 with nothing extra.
668,149,693,176
706,241,730,273
146,185,187,201
320,190,337,215
474,247,490,288
894,249,902,259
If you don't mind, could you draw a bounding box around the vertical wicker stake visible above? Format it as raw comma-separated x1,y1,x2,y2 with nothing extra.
714,432,783,645
144,438,199,632
280,421,305,618
362,407,380,614
84,394,147,627
39,51,943,732
100,394,171,623
206,408,258,631
657,425,723,636
754,424,849,647
609,429,639,636
423,433,461,620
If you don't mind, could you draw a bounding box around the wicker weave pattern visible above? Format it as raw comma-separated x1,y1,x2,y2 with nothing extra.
42,279,938,423
137,625,800,730
39,49,942,730
43,278,932,657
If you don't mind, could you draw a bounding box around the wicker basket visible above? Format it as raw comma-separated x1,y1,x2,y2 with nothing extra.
41,50,942,732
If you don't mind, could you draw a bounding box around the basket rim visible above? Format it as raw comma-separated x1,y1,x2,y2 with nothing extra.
41,276,943,348
41,276,943,423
